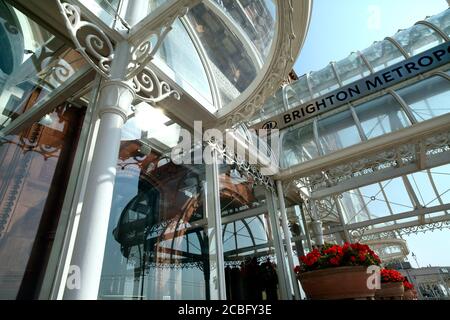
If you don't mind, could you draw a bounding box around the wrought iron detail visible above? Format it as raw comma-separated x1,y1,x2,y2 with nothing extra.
132,67,181,104
207,141,276,191
56,1,114,79
293,130,450,195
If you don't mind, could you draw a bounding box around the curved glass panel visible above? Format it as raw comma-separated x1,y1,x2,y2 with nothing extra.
289,75,313,104
155,19,213,105
317,109,361,154
80,0,168,29
210,0,276,59
396,75,450,122
361,40,405,73
187,3,258,107
280,122,318,168
354,94,411,139
426,8,450,37
308,65,340,98
392,24,444,57
0,2,86,130
334,52,371,86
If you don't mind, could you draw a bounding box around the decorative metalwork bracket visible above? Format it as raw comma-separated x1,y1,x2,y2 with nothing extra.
55,0,198,104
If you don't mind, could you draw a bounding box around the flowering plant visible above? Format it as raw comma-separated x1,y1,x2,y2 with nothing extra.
403,280,414,290
294,242,381,273
380,269,404,283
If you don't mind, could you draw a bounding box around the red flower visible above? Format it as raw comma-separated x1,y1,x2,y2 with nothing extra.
380,269,405,283
297,242,381,272
403,280,414,290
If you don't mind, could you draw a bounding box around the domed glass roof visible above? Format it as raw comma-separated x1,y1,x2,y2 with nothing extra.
73,0,311,120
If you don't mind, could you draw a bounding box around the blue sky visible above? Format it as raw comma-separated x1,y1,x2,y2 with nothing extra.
294,0,449,75
293,0,450,267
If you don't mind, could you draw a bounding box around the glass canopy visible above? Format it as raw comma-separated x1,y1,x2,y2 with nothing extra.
251,8,450,126
77,0,278,113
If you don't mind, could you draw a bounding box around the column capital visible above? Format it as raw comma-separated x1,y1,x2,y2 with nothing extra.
97,79,135,122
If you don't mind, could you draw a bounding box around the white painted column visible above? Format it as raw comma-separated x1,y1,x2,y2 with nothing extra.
310,201,324,246
265,189,291,300
276,181,301,300
63,78,134,299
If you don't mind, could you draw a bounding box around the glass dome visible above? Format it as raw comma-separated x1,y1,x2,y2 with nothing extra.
73,0,309,118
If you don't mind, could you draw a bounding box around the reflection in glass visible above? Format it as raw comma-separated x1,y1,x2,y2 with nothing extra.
155,19,213,106
0,1,86,129
99,137,215,299
211,0,276,59
0,105,85,299
187,3,258,106
218,164,281,300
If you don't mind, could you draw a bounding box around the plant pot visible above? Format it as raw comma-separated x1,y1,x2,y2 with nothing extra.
297,266,376,300
403,289,416,300
375,282,404,299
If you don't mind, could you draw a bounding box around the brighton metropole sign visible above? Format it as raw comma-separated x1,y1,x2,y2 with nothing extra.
255,41,450,131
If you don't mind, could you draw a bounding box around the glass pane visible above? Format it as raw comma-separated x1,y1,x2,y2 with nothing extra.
210,0,276,60
407,171,440,207
317,109,361,154
99,142,215,300
187,3,258,107
280,122,318,168
308,65,340,98
290,75,313,104
361,40,405,73
0,105,85,299
79,0,168,29
155,19,213,107
427,164,450,206
0,2,87,129
392,24,444,57
354,94,411,139
218,166,281,300
426,8,450,37
396,76,450,122
334,52,371,86
379,178,414,214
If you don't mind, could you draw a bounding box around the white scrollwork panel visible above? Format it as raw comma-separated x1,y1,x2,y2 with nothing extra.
132,67,180,104
56,1,114,79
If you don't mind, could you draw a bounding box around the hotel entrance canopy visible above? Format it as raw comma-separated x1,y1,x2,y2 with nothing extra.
259,8,450,248
5,0,311,135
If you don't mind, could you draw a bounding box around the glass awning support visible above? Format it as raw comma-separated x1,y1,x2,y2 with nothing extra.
55,0,192,299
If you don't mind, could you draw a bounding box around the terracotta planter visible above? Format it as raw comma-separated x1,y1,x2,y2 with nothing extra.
375,282,404,299
403,289,416,300
298,266,376,300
